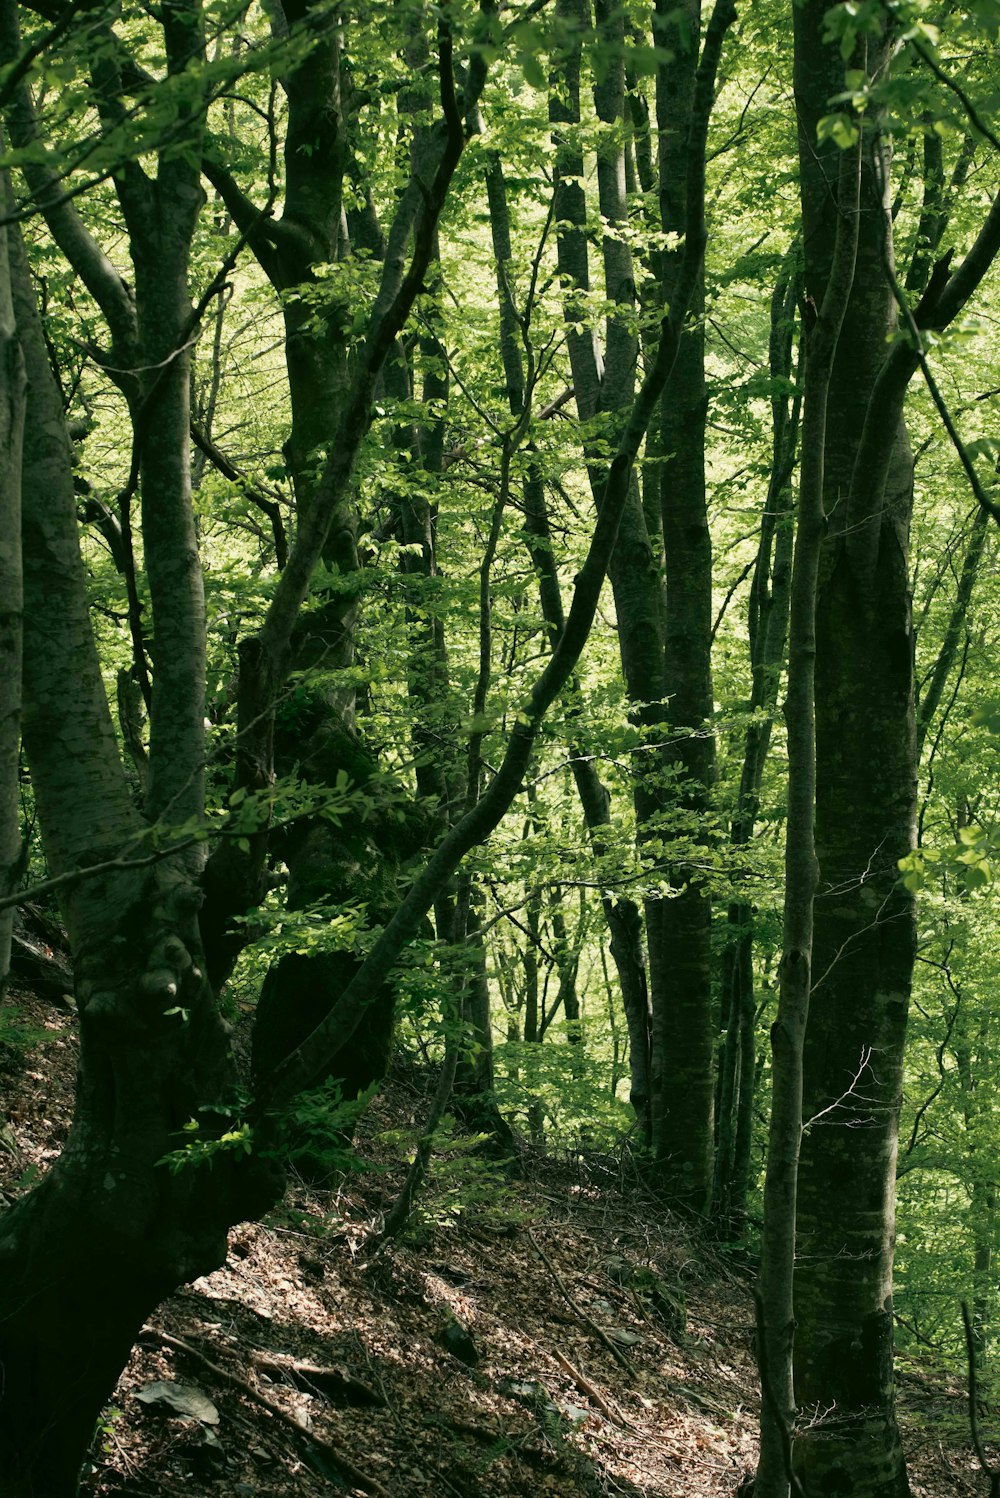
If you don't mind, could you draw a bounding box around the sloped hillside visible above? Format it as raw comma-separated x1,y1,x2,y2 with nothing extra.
0,983,987,1497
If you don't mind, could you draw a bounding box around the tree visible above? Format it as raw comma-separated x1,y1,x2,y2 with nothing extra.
756,3,1000,1492
0,0,734,1488
546,0,733,1211
0,130,24,1002
2,0,998,1491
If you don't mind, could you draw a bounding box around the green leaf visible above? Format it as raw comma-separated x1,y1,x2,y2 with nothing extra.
817,112,860,150
518,50,547,90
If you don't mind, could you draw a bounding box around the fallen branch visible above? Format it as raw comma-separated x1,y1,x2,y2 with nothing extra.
552,1349,619,1422
250,1352,385,1408
527,1231,636,1379
139,1326,391,1498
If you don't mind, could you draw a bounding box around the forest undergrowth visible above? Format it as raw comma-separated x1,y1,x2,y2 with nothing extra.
0,976,990,1498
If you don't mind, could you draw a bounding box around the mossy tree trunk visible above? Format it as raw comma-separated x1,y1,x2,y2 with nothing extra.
786,5,1000,1493
0,66,277,1492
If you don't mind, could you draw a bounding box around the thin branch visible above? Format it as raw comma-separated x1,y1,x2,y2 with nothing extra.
910,41,1000,155
528,1231,637,1377
190,422,288,567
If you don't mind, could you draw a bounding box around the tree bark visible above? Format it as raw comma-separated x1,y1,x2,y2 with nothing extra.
754,120,861,1498
714,254,800,1236
648,0,716,1214
0,211,279,1498
790,8,912,1493
793,100,1000,1487
0,147,25,997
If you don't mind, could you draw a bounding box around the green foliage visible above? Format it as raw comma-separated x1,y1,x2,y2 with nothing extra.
274,1080,378,1178
92,1406,124,1459
0,1006,49,1074
495,1035,634,1149
9,0,1000,1443
157,1118,254,1175
378,1114,522,1233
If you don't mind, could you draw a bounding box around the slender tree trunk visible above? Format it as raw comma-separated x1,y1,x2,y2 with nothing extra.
754,125,861,1498
0,151,25,996
916,505,989,754
548,0,735,1203
714,256,800,1234
590,0,680,1181
483,133,653,1136
955,1019,995,1370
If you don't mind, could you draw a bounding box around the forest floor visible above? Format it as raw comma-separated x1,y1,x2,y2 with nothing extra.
0,982,993,1497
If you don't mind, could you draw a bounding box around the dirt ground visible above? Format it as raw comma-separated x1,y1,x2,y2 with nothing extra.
0,986,992,1497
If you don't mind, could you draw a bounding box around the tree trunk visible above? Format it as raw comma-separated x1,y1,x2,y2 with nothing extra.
0,213,280,1496
228,5,454,1098
0,150,25,996
646,0,716,1213
754,123,861,1498
790,8,913,1493
714,255,800,1235
548,0,735,1204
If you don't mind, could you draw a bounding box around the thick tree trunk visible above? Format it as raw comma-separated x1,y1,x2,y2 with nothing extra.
645,0,716,1214
0,878,277,1496
793,519,915,1498
790,96,1000,1491
0,215,280,1496
789,8,914,1494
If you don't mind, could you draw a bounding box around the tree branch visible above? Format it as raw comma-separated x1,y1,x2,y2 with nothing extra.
190,423,288,567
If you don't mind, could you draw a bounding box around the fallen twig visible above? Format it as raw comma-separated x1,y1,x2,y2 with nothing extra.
552,1348,619,1422
139,1326,391,1497
251,1352,384,1407
527,1230,637,1379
